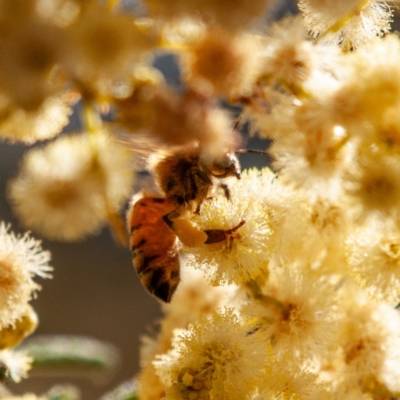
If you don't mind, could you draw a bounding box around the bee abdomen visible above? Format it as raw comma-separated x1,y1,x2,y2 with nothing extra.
131,238,146,252
133,252,159,276
154,281,178,303
130,224,141,233
128,196,181,303
144,266,180,303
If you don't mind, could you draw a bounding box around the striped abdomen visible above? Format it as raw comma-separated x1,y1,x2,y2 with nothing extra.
128,197,180,302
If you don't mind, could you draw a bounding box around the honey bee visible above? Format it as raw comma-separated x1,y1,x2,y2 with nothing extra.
128,194,246,302
128,144,244,302
152,144,241,211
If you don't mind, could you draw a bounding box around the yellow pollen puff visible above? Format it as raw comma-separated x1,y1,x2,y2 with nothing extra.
172,219,207,248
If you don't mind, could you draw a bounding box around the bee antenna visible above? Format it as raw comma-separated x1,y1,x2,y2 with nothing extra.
235,149,271,157
232,115,243,132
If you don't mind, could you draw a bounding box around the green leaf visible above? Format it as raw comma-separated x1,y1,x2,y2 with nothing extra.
100,379,138,400
45,384,81,400
19,335,120,380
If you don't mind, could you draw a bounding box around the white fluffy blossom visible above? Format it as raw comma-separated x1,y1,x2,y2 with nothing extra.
185,193,273,285
8,131,134,241
154,309,274,400
0,223,51,329
0,349,32,383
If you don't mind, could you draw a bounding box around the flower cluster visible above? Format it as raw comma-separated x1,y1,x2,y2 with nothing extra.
2,0,400,398
0,223,51,384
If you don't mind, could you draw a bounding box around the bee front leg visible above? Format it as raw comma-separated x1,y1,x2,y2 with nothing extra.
204,220,245,244
206,183,231,203
218,183,231,200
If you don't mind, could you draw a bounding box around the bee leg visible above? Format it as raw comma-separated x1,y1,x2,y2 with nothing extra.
205,184,230,203
162,209,181,229
218,183,231,200
204,229,227,244
196,169,213,184
204,220,245,244
227,236,234,251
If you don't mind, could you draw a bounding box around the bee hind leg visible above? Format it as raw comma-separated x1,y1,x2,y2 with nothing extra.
162,208,182,229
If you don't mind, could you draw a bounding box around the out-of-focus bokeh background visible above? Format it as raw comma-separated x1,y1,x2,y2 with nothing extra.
0,1,298,398
1,113,163,399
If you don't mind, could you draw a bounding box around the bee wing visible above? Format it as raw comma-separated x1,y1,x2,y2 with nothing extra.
110,123,164,172
133,172,161,195
119,135,160,172
108,124,166,195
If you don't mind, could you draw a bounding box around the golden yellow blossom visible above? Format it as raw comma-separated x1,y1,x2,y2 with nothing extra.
299,0,393,49
180,28,262,97
304,196,350,273
377,105,400,149
185,193,273,286
137,266,236,400
0,223,51,330
344,144,400,221
326,35,400,131
338,301,400,395
229,168,312,268
8,131,133,241
346,223,400,304
161,18,205,49
0,349,32,383
256,358,332,400
0,19,66,111
259,16,343,96
0,95,72,144
154,309,273,400
35,0,81,28
244,265,340,360
64,5,156,91
270,121,353,197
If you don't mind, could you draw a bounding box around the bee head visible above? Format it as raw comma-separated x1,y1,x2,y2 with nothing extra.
210,152,241,179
